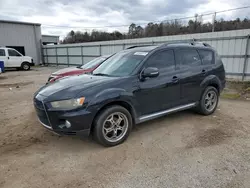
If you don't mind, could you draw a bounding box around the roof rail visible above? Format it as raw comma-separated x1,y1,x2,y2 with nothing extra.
161,40,211,47
126,45,155,49
190,42,211,47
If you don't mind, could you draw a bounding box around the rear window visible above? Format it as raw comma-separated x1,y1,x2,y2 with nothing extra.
198,50,214,65
0,49,5,56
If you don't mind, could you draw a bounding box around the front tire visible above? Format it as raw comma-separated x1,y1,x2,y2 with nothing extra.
21,62,30,71
93,105,133,147
196,86,219,115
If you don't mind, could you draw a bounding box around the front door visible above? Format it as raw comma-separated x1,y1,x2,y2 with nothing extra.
135,49,181,116
7,49,22,67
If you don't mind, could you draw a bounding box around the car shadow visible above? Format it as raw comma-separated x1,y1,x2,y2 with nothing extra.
41,109,200,152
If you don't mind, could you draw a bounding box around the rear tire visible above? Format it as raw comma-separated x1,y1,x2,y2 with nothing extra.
93,105,132,147
196,86,219,115
21,62,30,71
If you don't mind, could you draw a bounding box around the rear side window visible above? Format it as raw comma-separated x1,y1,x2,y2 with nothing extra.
0,49,5,56
198,50,214,65
145,50,175,69
175,49,201,67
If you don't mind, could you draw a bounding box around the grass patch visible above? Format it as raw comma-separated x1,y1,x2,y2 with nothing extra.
221,92,241,99
245,87,250,92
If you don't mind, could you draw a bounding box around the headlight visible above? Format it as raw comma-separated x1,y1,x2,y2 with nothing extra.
50,97,85,110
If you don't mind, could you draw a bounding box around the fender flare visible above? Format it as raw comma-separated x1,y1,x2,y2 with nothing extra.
88,88,138,123
200,75,222,93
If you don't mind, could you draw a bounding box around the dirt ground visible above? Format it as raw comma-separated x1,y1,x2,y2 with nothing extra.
0,67,250,188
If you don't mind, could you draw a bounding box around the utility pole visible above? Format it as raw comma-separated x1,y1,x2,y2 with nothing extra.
212,12,217,32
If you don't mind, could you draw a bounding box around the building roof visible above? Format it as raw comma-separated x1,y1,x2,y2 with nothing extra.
0,19,41,26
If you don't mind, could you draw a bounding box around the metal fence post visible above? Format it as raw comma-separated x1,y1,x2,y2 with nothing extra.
242,35,250,81
99,45,102,56
55,48,58,66
41,46,45,65
46,48,48,65
81,46,84,65
66,47,69,67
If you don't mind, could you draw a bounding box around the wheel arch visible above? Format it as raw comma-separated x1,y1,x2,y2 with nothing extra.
200,75,222,94
90,100,137,133
21,61,30,67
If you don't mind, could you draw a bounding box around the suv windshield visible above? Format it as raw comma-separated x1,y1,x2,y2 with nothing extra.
93,50,147,77
80,56,107,69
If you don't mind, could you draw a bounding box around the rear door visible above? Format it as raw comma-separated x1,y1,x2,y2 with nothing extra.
0,49,8,67
135,49,181,116
7,49,23,67
175,48,203,104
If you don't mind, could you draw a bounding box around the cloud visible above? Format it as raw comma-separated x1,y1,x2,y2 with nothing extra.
0,0,249,38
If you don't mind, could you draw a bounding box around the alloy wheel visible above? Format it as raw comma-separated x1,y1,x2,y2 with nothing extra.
102,112,128,143
204,90,217,112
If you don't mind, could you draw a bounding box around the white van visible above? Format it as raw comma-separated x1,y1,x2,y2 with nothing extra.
0,47,33,71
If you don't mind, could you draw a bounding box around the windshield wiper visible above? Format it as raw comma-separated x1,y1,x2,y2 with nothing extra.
92,73,111,76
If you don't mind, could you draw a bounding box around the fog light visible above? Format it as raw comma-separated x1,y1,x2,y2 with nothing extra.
65,120,71,128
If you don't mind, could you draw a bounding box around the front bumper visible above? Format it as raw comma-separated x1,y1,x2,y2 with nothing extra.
34,95,93,137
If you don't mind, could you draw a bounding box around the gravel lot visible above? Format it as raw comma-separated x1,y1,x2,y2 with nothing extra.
0,67,250,188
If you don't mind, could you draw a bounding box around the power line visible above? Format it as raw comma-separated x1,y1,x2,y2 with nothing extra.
42,5,250,29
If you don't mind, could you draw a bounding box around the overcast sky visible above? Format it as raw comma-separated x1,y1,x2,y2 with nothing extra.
0,0,249,38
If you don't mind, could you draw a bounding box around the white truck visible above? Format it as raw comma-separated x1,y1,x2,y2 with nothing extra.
0,47,34,71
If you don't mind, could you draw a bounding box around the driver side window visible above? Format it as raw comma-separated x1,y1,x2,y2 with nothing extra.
8,49,21,57
145,50,175,70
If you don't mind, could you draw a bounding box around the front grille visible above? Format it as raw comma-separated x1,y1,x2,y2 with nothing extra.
34,97,52,129
38,113,50,126
35,107,51,127
34,98,44,110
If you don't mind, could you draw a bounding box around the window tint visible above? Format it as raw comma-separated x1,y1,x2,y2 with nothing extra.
198,50,214,65
145,50,175,69
176,49,201,67
8,49,21,56
0,49,5,56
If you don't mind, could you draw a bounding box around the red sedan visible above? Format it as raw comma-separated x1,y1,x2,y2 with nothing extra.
47,55,110,83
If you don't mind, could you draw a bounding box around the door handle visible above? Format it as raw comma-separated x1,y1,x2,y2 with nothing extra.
202,69,206,75
7,57,9,59
172,76,179,83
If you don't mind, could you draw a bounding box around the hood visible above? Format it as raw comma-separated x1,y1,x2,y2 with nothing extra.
51,67,81,76
22,56,32,60
37,74,118,100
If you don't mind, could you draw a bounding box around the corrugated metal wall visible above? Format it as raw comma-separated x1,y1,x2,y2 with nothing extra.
42,29,250,81
0,21,42,64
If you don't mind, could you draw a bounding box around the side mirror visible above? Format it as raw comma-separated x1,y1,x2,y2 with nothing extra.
141,67,159,78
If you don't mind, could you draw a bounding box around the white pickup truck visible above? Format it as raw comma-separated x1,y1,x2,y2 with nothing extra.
0,47,34,71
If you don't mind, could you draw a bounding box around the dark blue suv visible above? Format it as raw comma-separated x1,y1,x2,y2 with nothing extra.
34,42,225,146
